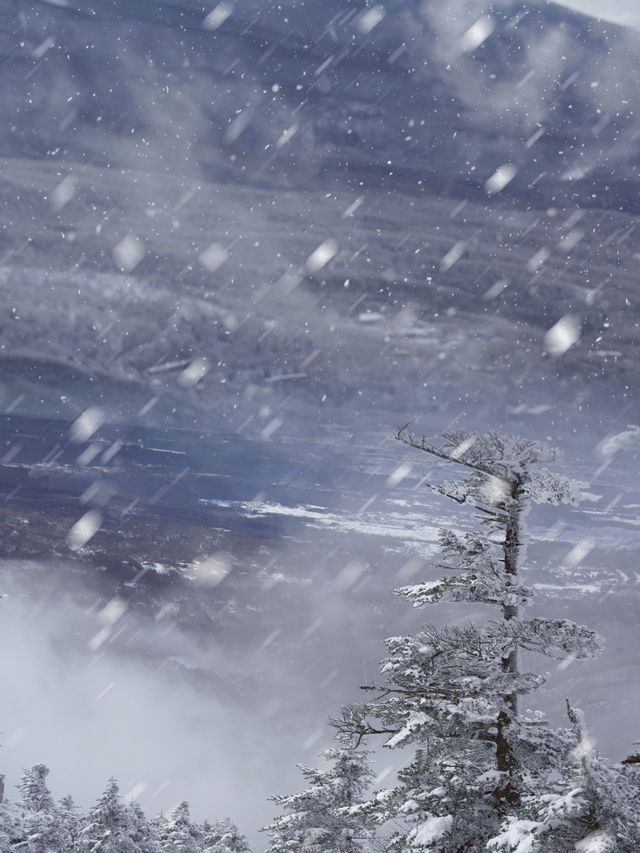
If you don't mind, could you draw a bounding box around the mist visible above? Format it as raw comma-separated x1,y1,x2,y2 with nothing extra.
0,560,332,843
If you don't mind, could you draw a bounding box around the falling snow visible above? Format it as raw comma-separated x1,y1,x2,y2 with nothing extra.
0,0,640,848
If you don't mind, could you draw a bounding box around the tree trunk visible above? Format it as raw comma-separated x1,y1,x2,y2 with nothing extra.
502,481,523,715
495,480,524,804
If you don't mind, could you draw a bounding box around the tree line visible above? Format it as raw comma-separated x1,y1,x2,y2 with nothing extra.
0,765,249,852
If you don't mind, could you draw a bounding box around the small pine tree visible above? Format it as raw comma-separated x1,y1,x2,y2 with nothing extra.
128,800,161,853
201,817,250,853
17,764,55,812
263,739,375,853
59,794,82,851
157,801,200,853
80,777,138,853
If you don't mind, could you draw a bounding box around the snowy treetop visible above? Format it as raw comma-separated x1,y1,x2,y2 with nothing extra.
396,427,587,506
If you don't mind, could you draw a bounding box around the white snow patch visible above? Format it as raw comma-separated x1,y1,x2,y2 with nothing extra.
200,498,441,546
385,711,429,748
487,818,539,852
575,830,615,852
411,814,453,846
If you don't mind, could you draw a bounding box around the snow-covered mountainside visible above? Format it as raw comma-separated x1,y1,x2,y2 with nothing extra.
6,0,640,207
0,0,638,432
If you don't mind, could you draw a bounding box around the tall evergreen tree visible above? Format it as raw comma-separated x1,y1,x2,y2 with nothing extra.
263,739,375,853
333,429,607,851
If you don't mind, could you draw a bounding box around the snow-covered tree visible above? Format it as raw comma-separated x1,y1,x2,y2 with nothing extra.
489,702,640,853
17,764,55,813
59,794,82,851
263,739,375,853
156,801,200,853
128,800,161,853
0,798,24,851
14,763,70,852
333,428,606,851
201,817,250,853
0,767,246,853
79,777,138,853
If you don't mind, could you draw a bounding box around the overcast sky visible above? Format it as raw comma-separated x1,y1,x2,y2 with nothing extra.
560,0,640,27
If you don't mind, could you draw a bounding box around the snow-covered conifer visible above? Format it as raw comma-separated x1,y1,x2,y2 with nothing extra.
79,777,138,853
0,768,240,853
128,800,161,853
17,764,55,813
14,764,69,853
263,739,375,853
58,793,82,851
157,801,200,853
201,817,250,853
